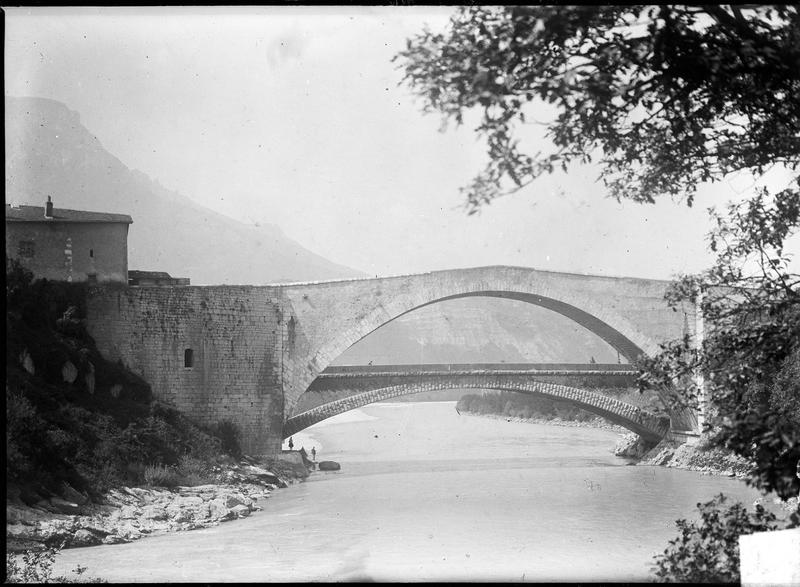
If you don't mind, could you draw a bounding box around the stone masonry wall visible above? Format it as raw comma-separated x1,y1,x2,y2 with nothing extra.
86,286,288,454
85,266,699,453
280,266,697,429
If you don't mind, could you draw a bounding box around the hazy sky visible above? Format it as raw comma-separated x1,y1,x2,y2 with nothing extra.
5,6,797,280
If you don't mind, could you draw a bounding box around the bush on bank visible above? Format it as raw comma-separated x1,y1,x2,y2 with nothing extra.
5,544,106,583
5,258,240,502
651,494,782,583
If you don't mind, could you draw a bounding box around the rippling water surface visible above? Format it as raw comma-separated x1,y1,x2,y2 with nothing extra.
53,401,771,582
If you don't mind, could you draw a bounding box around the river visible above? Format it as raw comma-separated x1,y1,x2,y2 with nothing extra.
52,401,772,582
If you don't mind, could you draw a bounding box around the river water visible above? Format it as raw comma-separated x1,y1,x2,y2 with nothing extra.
53,401,772,582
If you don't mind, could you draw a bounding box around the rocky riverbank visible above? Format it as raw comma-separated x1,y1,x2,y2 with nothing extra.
6,457,308,553
636,437,755,478
465,410,766,483
637,438,800,515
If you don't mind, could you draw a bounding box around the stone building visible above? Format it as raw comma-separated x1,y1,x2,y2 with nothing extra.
5,197,133,284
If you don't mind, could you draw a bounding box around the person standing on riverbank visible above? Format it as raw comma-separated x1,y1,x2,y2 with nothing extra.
288,437,294,450
312,447,316,461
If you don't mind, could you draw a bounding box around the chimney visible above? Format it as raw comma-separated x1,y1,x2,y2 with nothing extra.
45,196,53,218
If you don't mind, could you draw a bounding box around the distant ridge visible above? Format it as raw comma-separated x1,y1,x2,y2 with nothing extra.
334,297,625,365
5,96,624,365
5,96,364,285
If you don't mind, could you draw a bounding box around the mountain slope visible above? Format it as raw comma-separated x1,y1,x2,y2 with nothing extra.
5,96,363,284
6,97,621,366
333,297,625,365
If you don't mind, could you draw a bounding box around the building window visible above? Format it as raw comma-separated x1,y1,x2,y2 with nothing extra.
89,249,94,258
18,240,35,258
87,273,98,284
184,348,194,368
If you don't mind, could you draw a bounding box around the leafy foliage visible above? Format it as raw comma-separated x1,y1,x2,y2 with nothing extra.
5,544,105,583
397,3,800,501
6,257,89,334
209,419,243,459
143,463,182,489
638,190,800,499
5,260,236,500
651,494,779,583
395,6,799,211
175,454,217,486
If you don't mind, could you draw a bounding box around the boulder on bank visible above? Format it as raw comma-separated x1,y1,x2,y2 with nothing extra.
640,438,754,477
226,464,287,488
318,461,341,472
614,433,655,458
71,529,102,547
272,451,310,478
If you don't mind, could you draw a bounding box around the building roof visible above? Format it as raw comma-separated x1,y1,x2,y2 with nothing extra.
5,204,133,224
128,270,173,279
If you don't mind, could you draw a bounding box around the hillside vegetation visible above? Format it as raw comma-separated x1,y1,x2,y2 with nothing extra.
6,259,240,505
456,387,663,424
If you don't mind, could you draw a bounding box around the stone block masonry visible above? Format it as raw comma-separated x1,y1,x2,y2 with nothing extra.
86,266,699,455
87,285,289,454
280,266,699,431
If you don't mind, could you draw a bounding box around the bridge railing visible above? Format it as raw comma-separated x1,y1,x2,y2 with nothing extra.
322,363,637,375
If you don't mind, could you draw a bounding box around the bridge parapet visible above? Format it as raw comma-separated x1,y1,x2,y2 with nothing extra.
318,368,637,379
323,362,637,374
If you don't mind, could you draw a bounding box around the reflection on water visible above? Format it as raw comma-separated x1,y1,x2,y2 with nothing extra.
54,401,772,582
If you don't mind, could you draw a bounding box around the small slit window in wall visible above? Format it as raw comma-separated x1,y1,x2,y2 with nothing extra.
184,348,194,368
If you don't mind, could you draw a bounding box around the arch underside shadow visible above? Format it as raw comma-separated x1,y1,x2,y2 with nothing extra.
283,379,671,444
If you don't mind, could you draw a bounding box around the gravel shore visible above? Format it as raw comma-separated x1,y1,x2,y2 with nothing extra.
6,459,307,553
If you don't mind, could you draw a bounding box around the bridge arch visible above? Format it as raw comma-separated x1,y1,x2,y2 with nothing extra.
285,267,697,431
284,379,671,443
83,265,698,453
301,290,650,387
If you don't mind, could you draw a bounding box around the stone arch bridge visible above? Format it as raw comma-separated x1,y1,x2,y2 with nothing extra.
86,265,700,454
284,364,671,443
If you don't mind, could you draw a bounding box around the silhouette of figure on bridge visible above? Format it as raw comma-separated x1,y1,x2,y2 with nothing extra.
288,437,294,450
